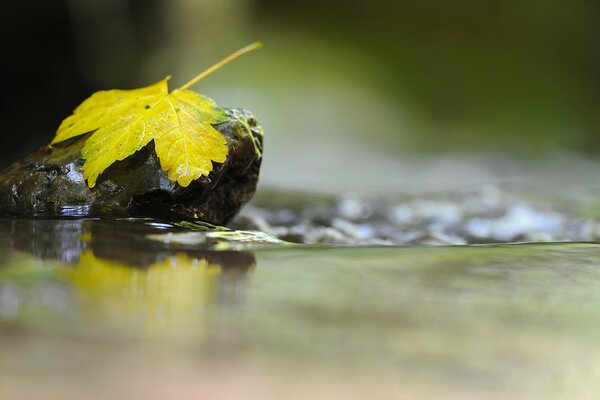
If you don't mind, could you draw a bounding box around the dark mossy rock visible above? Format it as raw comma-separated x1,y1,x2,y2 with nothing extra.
0,108,263,224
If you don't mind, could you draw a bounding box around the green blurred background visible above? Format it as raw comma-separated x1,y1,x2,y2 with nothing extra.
1,0,599,192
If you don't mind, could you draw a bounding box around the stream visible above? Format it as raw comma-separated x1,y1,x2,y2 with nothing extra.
2,188,600,399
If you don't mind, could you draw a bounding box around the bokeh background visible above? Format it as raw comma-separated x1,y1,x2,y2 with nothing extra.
1,0,599,193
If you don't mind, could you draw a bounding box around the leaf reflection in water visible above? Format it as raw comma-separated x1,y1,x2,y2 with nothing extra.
0,218,256,339
62,251,228,339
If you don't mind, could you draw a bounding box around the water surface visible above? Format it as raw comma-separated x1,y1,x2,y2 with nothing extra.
1,218,599,399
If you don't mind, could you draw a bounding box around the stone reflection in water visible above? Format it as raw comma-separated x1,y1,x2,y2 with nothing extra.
0,218,255,338
2,218,88,264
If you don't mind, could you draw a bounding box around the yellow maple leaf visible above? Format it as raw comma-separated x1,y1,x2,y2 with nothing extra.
50,42,262,188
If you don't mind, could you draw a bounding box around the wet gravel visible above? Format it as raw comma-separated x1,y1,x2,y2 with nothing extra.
232,186,600,245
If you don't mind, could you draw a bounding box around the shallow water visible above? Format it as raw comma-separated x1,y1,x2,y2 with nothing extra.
237,185,600,245
1,217,600,399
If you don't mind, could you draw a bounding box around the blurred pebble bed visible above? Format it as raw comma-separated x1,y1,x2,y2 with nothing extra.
233,185,600,246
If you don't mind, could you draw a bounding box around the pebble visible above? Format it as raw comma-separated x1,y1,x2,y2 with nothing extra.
234,186,600,246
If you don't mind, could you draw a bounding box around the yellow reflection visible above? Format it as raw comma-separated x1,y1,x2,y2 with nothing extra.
62,251,225,340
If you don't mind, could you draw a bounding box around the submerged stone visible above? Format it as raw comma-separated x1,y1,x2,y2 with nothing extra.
0,108,263,224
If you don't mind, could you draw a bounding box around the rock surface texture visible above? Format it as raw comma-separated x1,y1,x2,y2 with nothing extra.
0,108,263,224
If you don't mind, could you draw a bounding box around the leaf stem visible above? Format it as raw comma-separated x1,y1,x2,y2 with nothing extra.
178,42,263,91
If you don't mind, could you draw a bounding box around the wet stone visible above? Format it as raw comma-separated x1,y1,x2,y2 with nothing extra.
235,186,600,246
0,108,263,225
